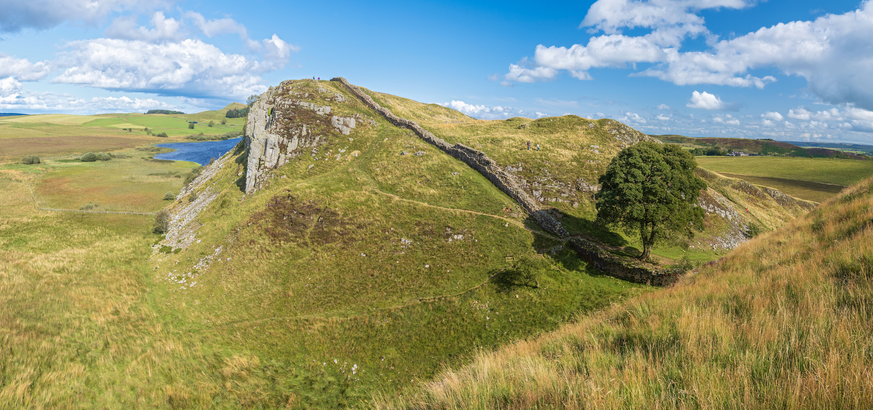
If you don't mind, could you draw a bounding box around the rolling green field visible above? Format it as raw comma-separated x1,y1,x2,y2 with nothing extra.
696,156,873,202
0,105,246,161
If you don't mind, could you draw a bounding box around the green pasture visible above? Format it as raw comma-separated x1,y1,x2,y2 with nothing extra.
83,113,245,137
696,156,873,197
25,150,196,212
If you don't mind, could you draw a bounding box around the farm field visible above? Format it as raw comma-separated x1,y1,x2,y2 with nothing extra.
0,105,246,161
696,156,873,202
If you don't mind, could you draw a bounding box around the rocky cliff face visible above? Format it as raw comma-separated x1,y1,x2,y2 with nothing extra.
244,81,360,193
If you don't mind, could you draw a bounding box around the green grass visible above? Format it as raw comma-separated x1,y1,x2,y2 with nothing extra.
20,150,196,212
376,178,873,410
696,156,873,187
716,172,844,203
0,79,645,408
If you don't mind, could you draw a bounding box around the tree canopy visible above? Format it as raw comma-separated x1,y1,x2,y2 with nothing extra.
594,142,706,261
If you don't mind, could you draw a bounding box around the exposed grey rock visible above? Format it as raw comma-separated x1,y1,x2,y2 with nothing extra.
413,151,425,156
330,115,356,135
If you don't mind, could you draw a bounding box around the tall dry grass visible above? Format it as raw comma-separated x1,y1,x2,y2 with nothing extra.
377,179,873,409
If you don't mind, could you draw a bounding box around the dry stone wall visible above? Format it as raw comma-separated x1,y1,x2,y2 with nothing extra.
331,77,569,238
567,238,683,286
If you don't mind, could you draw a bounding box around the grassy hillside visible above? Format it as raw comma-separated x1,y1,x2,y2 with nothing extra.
360,89,815,260
0,79,841,408
0,79,650,408
377,176,873,409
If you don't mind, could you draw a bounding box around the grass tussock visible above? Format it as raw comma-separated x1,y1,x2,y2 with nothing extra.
377,179,873,410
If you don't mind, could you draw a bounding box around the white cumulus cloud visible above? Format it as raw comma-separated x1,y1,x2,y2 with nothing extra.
0,54,53,81
53,38,271,98
504,0,873,110
686,91,729,110
761,111,784,121
445,100,512,119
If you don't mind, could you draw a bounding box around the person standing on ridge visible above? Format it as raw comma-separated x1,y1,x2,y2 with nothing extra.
537,143,540,151
527,141,530,150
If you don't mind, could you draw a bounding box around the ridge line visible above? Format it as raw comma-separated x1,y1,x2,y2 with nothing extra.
331,77,569,238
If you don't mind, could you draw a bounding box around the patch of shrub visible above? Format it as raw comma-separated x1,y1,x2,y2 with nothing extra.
184,166,203,186
96,152,112,161
208,120,214,127
81,152,97,162
21,155,40,164
163,192,176,201
744,222,763,238
146,109,184,115
156,132,169,138
226,107,249,118
188,122,195,129
154,209,171,234
79,202,99,210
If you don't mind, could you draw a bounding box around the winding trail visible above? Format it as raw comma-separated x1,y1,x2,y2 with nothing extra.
367,187,560,241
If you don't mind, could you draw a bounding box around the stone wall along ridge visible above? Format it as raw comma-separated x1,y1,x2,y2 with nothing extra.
331,77,569,238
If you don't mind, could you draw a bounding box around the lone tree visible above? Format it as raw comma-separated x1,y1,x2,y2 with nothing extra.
594,142,706,261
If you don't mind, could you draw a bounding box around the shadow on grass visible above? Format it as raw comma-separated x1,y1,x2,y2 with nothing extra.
549,209,629,247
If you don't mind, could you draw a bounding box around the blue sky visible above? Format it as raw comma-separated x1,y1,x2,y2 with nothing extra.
2,0,873,144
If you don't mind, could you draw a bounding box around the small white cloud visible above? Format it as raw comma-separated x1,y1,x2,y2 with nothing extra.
687,91,730,110
761,111,784,121
505,58,558,83
788,107,811,120
534,97,578,108
656,114,671,121
536,112,548,118
712,115,740,125
621,111,646,123
657,103,670,110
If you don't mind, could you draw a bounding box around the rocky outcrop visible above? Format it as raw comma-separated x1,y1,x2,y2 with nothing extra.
245,82,359,193
331,77,569,238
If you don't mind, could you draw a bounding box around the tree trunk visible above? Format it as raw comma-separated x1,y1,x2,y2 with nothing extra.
639,222,656,261
640,243,652,261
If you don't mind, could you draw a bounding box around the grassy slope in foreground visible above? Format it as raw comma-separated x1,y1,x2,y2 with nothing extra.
377,177,873,409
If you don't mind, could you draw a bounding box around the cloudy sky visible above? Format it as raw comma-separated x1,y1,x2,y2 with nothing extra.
2,0,873,144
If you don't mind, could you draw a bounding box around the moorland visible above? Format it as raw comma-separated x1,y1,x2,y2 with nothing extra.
0,79,871,408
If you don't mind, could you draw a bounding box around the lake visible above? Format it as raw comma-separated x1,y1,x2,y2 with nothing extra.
154,137,243,165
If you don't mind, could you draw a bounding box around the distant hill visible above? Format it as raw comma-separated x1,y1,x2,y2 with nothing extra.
184,102,247,121
785,140,873,155
0,113,27,117
651,134,868,160
145,109,185,115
